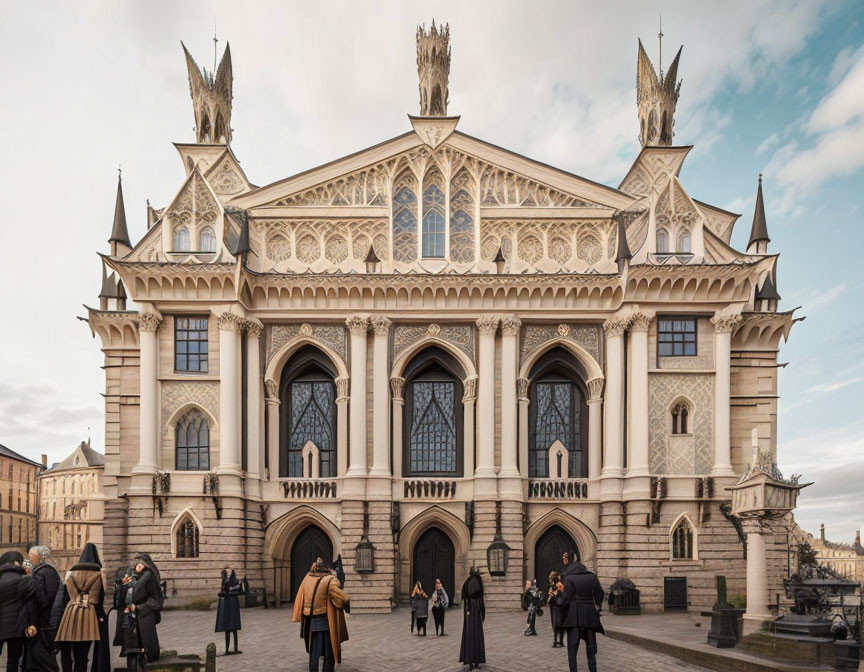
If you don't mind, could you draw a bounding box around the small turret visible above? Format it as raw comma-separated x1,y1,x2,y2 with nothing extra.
747,174,770,254
636,37,682,146
109,171,131,256
182,41,233,144
416,21,451,116
98,261,126,311
820,523,826,542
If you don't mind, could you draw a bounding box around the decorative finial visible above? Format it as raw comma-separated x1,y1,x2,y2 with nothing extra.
118,164,122,183
658,14,664,81
758,173,763,187
213,22,218,73
416,21,451,116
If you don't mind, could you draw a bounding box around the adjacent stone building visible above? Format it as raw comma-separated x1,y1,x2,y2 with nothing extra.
37,440,106,572
810,525,864,583
85,26,801,612
0,444,43,555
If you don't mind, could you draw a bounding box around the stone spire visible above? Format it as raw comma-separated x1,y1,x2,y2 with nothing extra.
416,20,451,116
182,41,233,144
109,170,131,256
636,38,682,146
747,174,770,254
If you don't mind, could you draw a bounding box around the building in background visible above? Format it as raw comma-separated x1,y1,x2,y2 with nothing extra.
810,524,864,583
38,440,105,572
0,444,43,555
85,25,801,612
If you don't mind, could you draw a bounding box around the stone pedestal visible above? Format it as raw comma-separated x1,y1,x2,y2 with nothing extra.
707,608,744,647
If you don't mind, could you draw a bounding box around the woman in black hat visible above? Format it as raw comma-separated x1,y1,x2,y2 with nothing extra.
121,554,163,672
458,567,486,670
214,568,244,655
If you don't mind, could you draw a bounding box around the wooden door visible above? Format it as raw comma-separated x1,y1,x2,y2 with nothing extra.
290,524,333,601
535,525,578,587
412,527,455,603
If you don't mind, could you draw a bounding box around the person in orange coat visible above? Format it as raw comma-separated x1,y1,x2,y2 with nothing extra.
291,558,350,672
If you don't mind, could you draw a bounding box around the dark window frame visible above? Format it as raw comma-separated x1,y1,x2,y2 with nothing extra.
174,316,210,373
657,317,698,358
175,409,211,471
527,347,589,478
403,347,465,477
176,518,200,558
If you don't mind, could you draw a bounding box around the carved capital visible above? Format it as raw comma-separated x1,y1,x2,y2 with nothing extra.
243,318,264,338
217,312,242,332
264,379,278,400
335,377,350,400
137,311,162,332
462,376,478,402
390,376,405,400
500,315,522,336
586,377,604,401
475,315,500,335
345,315,369,336
711,313,742,334
516,377,529,401
603,317,627,338
371,316,392,336
740,517,770,536
628,312,652,332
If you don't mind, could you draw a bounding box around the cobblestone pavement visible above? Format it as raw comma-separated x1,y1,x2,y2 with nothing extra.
102,607,713,672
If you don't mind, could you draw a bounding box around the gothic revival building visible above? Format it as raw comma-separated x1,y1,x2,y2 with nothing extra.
85,26,800,611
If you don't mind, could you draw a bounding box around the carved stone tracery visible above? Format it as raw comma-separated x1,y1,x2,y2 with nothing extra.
268,324,348,363
520,323,601,365
392,323,475,364
648,374,713,475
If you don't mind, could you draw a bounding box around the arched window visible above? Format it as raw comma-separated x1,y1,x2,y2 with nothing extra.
656,229,670,253
174,226,190,251
449,169,475,263
528,348,588,478
671,401,690,435
677,230,691,253
280,346,337,478
176,517,200,558
392,170,418,263
671,517,695,560
422,170,446,258
404,347,464,476
175,408,210,471
199,226,216,252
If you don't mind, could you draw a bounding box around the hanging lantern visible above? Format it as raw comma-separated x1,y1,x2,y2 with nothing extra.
365,245,381,274
487,535,510,576
355,535,375,574
493,246,506,274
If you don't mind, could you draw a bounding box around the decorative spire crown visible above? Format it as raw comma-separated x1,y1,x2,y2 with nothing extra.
748,173,770,251
109,169,131,253
182,41,233,144
416,20,451,116
636,38,682,146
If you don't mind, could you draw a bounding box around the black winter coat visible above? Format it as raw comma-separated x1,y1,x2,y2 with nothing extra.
556,564,604,633
127,568,162,662
214,572,243,633
0,563,26,640
458,575,485,666
19,563,61,630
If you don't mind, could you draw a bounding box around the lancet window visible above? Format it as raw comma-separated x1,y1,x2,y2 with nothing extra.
449,169,475,263
656,229,670,254
174,226,190,252
392,170,418,263
199,226,216,252
677,230,691,253
176,517,200,558
175,409,210,471
671,517,695,560
422,170,446,258
671,401,690,435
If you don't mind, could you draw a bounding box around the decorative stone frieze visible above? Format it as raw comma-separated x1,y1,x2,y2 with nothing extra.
392,323,475,365
268,323,348,363
160,381,219,424
520,323,601,364
648,373,713,475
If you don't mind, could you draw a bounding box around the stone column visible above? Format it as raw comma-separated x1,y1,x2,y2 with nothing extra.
499,316,521,492
517,378,529,479
587,378,604,482
742,519,772,633
265,380,280,479
244,320,264,485
711,313,740,477
474,316,499,487
217,312,242,475
345,316,369,482
462,377,477,480
601,317,627,481
335,378,350,478
133,310,161,474
369,317,391,478
626,313,651,489
390,377,405,479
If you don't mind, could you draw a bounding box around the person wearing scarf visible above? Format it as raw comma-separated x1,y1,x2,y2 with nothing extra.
54,544,109,672
409,582,429,636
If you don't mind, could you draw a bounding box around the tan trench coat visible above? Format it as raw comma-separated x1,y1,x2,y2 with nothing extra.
292,571,350,663
56,569,104,642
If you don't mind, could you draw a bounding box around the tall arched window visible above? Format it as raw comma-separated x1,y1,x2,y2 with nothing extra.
671,401,690,435
404,347,464,476
176,517,200,558
656,229,670,253
174,226,190,251
175,408,210,471
199,226,216,252
671,517,695,560
528,348,588,478
422,170,446,258
449,169,475,263
677,230,691,253
392,170,418,263
280,346,337,478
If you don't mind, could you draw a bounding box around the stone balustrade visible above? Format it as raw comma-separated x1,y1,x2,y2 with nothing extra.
281,479,338,499
402,479,458,499
527,478,588,500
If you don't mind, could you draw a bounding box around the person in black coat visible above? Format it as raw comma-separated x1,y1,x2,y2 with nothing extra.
214,569,244,655
547,571,564,648
458,568,485,670
555,554,604,672
18,546,61,672
122,554,163,672
0,551,27,672
111,568,133,649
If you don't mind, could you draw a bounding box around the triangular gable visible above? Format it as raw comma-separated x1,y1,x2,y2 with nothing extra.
619,145,691,197
204,149,252,200
174,143,229,176
694,200,739,244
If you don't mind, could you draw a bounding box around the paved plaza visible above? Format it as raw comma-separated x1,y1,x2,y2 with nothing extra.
101,607,713,672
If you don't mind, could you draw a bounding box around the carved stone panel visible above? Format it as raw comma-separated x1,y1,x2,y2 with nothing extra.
520,323,602,367
648,373,713,475
160,381,220,425
268,324,348,364
392,323,475,365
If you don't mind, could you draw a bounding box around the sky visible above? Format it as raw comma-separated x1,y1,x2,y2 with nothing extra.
0,1,862,542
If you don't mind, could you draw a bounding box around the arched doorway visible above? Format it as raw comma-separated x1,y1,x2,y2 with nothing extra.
534,525,578,587
413,527,455,603
290,524,333,601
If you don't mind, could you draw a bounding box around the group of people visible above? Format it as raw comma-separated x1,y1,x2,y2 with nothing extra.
0,545,164,672
409,579,449,636
522,552,605,672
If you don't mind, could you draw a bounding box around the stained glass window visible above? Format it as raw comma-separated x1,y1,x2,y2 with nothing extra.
176,518,199,558
288,379,335,477
530,381,582,477
658,318,697,357
672,518,694,559
175,316,209,372
176,409,210,471
392,172,418,263
449,170,475,263
408,381,457,473
422,174,446,258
